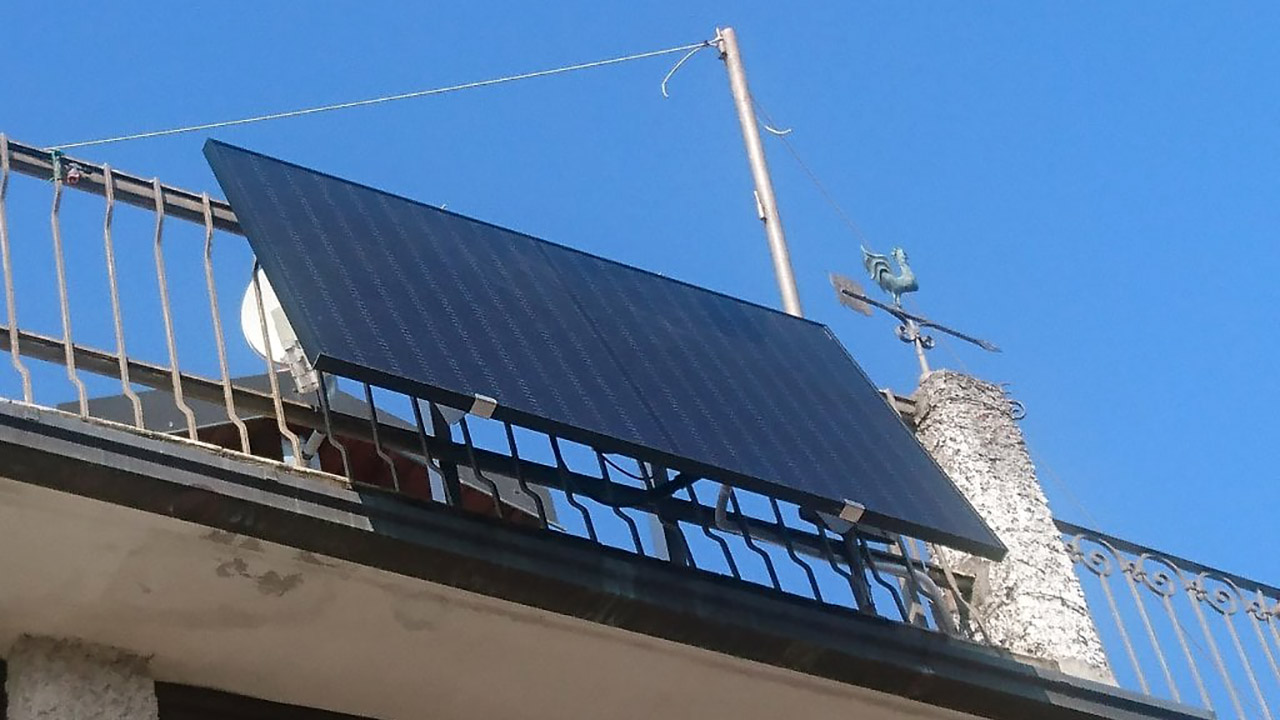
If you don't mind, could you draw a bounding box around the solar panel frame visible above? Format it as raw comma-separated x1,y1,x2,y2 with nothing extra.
205,140,1006,559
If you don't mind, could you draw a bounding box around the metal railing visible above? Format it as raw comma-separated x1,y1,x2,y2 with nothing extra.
10,134,1278,716
0,134,981,642
1061,519,1280,718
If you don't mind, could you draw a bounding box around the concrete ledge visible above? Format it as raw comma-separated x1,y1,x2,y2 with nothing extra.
5,636,158,720
0,402,1211,720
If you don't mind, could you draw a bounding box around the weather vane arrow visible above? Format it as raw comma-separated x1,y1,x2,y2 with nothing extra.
831,245,999,377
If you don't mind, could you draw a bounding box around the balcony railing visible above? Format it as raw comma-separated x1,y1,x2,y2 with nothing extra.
0,134,980,643
7,134,1275,717
1062,519,1280,719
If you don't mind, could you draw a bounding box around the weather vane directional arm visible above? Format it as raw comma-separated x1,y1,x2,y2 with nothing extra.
831,245,1000,377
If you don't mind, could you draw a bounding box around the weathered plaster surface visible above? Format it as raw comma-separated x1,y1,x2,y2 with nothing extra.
5,635,159,720
913,370,1114,684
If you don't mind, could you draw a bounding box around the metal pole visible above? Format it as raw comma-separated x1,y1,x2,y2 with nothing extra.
716,27,804,318
908,319,932,377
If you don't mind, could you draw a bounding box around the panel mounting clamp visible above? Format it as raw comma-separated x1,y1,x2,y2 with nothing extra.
839,500,866,524
469,393,498,419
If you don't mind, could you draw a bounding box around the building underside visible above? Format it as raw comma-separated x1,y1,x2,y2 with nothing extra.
0,402,1205,720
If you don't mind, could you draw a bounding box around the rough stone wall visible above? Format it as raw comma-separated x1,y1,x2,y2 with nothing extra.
5,635,159,720
913,370,1114,684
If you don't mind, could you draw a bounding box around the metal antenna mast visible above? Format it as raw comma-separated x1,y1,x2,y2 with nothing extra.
715,27,804,318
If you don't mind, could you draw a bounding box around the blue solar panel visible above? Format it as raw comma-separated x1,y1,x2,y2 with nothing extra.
206,140,1004,558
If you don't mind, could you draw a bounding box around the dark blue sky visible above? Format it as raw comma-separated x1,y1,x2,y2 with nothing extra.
3,2,1276,581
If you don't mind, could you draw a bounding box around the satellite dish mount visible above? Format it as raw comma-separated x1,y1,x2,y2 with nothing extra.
240,266,321,395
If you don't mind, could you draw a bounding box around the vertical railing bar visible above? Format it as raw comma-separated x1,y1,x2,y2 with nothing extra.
427,403,465,507
101,166,145,428
361,383,401,493
930,543,989,642
151,179,198,440
1185,574,1249,719
1267,600,1280,663
503,422,548,528
1124,556,1180,700
595,452,645,555
725,490,781,592
893,535,929,628
315,373,353,481
638,462,694,568
50,168,88,416
1162,588,1214,709
840,534,878,615
768,498,823,602
1095,553,1149,694
1247,590,1280,685
408,398,450,504
1219,591,1273,720
907,536,957,633
906,537,937,625
803,516,859,609
201,192,250,452
456,416,506,518
0,135,33,403
858,535,908,621
250,265,304,465
685,483,740,579
549,435,598,543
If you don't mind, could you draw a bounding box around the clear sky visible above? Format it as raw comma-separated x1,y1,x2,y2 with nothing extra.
2,2,1277,583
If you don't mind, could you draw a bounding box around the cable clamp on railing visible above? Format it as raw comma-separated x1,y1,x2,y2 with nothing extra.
48,150,85,185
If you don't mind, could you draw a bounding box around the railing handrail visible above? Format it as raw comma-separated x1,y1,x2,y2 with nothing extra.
1056,518,1280,600
4,137,243,234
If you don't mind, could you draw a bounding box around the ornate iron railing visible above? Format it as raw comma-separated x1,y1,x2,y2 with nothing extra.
0,133,979,642
1060,519,1280,718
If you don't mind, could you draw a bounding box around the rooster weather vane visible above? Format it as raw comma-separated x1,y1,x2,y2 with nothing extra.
831,245,999,377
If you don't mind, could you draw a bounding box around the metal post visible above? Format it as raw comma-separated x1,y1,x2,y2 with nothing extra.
716,27,804,318
907,319,931,377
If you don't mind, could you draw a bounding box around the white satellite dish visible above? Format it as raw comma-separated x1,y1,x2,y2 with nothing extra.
239,267,465,425
240,267,293,366
240,267,323,396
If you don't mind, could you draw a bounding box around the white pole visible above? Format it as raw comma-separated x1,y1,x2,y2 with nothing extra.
716,27,804,318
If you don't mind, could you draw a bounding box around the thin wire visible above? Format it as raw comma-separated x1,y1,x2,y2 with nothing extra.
903,295,972,375
1035,451,1104,530
752,97,869,245
660,41,714,98
602,454,646,481
756,98,995,377
53,41,711,151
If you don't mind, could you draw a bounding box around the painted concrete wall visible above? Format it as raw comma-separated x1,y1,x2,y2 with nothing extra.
6,635,158,720
913,370,1114,684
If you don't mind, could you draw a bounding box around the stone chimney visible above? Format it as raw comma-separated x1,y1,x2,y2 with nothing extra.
913,370,1114,684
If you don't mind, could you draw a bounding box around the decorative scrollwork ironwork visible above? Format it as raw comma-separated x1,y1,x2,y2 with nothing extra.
1198,574,1243,617
1060,520,1280,715
1064,534,1086,564
1245,595,1269,621
1266,597,1280,622
1132,554,1180,599
1072,535,1120,578
1186,575,1209,604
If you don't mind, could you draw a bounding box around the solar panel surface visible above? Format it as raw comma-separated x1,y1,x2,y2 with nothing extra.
205,140,1004,558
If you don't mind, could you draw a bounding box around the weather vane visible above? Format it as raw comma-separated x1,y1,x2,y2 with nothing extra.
830,245,999,378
